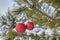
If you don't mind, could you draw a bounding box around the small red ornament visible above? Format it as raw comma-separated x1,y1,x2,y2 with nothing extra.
26,22,34,30
16,23,26,34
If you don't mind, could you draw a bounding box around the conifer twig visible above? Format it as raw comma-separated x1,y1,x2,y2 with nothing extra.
25,0,60,24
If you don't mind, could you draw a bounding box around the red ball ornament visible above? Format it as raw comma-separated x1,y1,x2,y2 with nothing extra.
26,22,34,30
16,23,26,34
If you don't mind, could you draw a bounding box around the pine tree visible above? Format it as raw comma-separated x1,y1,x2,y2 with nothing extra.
0,0,60,40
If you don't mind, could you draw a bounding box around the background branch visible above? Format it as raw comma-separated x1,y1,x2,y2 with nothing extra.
25,0,60,24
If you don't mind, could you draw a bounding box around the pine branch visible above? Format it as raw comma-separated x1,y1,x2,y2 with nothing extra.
0,8,16,28
8,8,16,28
25,0,60,24
33,5,60,24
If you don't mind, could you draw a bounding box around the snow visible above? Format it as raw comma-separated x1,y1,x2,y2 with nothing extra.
17,12,27,21
24,19,32,25
25,29,32,35
48,6,55,14
45,28,54,36
13,28,17,32
41,2,49,12
0,25,9,38
17,13,25,21
48,6,56,17
41,2,56,17
34,24,40,28
37,28,44,36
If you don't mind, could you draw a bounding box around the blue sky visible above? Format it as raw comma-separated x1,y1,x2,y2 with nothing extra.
0,0,13,16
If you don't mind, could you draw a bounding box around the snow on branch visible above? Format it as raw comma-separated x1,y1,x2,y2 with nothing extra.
25,0,60,24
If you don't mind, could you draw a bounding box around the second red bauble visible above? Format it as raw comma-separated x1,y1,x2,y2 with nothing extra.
16,23,26,34
26,22,34,30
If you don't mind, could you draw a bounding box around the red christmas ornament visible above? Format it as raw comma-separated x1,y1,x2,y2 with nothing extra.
26,22,34,30
16,23,26,34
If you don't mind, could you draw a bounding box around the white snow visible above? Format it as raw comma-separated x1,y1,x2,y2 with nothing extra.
16,12,27,22
41,3,56,18
0,25,9,38
25,29,32,35
45,28,54,36
41,3,49,12
48,6,55,14
37,28,44,36
48,6,56,17
13,28,17,32
24,19,32,25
